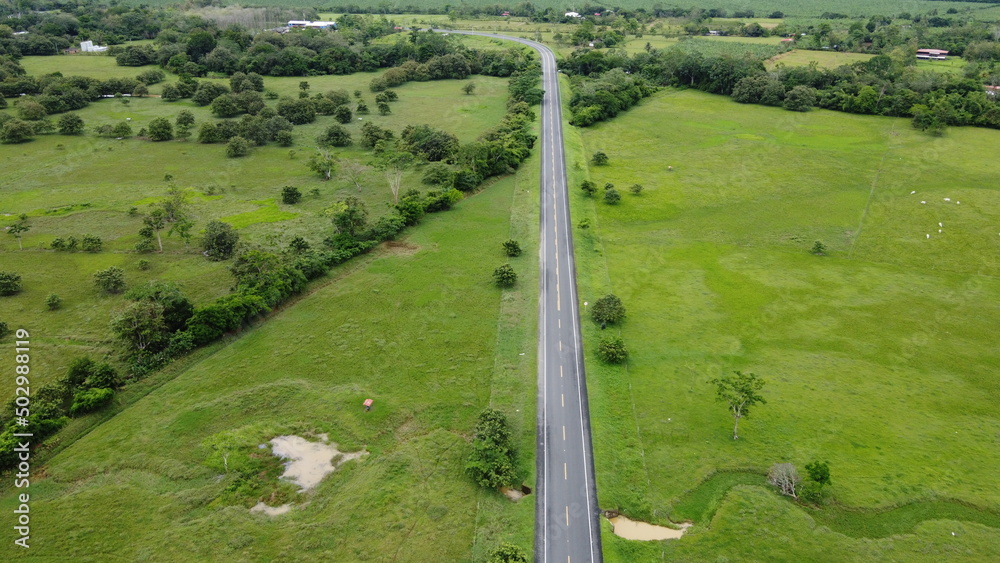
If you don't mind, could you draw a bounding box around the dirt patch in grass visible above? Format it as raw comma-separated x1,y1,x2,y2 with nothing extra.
380,240,421,255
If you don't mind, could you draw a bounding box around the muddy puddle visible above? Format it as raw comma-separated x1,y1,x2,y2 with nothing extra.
608,514,690,541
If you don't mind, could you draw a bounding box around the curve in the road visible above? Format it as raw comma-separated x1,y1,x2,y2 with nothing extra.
439,30,603,562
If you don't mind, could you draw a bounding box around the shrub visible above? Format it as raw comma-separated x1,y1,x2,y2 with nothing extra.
580,180,597,196
46,294,62,310
275,130,294,147
203,220,239,260
487,542,529,563
81,234,102,252
147,117,173,141
0,321,8,340
591,294,625,324
317,124,352,147
0,272,23,296
226,136,250,158
493,264,517,288
597,336,628,363
94,267,126,294
422,163,454,185
811,241,827,255
603,187,621,204
591,151,609,165
465,408,519,489
629,183,644,195
69,387,114,416
57,113,84,135
333,105,352,124
281,186,302,205
137,259,151,271
502,240,522,257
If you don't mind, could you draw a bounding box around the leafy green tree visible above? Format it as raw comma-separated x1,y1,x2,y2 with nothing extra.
333,105,352,124
360,122,394,148
147,117,174,141
0,118,34,144
308,149,337,181
94,266,126,294
330,196,368,238
580,180,597,196
784,85,817,112
502,239,522,257
143,209,167,252
112,121,133,138
110,300,167,353
493,264,517,288
281,186,302,204
276,97,316,125
591,293,625,324
317,124,352,147
6,214,29,250
487,542,529,563
289,236,310,252
463,82,476,95
226,136,250,158
176,110,195,128
591,150,609,165
805,460,831,486
46,294,62,310
629,183,644,195
598,336,628,364
711,371,767,440
57,113,84,135
0,272,22,296
377,101,391,115
202,220,239,261
604,187,621,204
465,408,519,488
81,234,102,252
69,388,115,416
811,240,827,255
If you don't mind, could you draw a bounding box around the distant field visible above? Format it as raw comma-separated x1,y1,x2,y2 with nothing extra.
566,88,1000,560
915,57,968,74
768,48,874,69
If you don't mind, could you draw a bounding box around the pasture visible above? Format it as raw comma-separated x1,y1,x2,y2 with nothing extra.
0,53,511,405
767,48,874,69
568,88,1000,560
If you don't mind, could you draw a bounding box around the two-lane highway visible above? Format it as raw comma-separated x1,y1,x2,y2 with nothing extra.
442,30,603,562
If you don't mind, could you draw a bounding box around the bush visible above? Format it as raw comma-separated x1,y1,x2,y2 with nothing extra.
493,264,517,288
334,105,352,124
422,163,454,185
46,294,62,310
147,117,173,141
487,542,529,563
0,272,23,296
0,321,8,340
57,113,84,135
811,241,827,255
137,259,151,271
502,239,522,257
275,130,294,147
226,136,250,158
597,336,628,363
94,267,126,294
69,387,114,416
591,293,625,324
603,187,621,204
465,408,519,489
281,186,302,204
81,234,102,252
203,220,239,260
629,183,644,195
580,180,597,196
591,151,609,165
317,124,352,147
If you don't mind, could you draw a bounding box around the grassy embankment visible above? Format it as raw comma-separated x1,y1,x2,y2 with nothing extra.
566,88,1000,560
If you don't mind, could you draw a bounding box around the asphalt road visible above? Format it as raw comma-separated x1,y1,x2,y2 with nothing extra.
442,31,603,562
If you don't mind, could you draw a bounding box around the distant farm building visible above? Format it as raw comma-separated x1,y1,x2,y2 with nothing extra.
916,49,948,60
564,12,582,18
80,40,108,53
287,20,336,30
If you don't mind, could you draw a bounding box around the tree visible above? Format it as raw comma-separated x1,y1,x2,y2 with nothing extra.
502,239,522,257
81,234,102,252
276,97,316,125
488,542,529,563
465,408,519,489
143,209,167,252
591,151,609,165
147,117,174,141
811,240,827,255
307,149,337,181
768,463,800,498
372,140,416,204
226,136,250,158
94,266,126,294
360,122,394,148
805,460,831,486
289,236,310,252
711,371,767,440
341,160,371,192
46,294,62,310
0,272,22,296
333,105,353,124
57,113,84,135
597,336,628,363
0,119,34,144
463,82,476,95
629,183,644,195
317,124,352,147
176,110,195,128
580,180,597,197
281,186,302,204
377,101,391,115
110,300,167,353
330,196,368,238
591,294,625,324
784,85,817,112
604,187,621,204
7,214,29,250
203,220,239,260
493,264,517,288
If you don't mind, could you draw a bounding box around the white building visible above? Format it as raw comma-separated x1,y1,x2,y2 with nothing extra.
80,40,108,53
564,12,582,18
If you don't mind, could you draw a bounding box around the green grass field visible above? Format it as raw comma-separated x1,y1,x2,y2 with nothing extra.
567,88,1000,560
0,55,510,403
768,48,875,69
